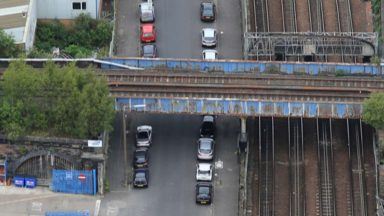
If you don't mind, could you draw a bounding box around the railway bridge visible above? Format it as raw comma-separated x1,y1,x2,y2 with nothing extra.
0,58,382,215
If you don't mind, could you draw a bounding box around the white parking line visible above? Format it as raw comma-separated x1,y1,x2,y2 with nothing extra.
0,194,58,206
94,199,101,216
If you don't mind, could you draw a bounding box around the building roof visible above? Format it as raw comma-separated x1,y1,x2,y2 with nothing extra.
0,0,29,30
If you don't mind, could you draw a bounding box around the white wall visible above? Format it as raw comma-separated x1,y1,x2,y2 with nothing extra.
24,0,37,51
37,0,100,19
4,27,25,43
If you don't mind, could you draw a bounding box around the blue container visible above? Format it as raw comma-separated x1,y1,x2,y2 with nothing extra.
13,176,25,187
25,177,37,188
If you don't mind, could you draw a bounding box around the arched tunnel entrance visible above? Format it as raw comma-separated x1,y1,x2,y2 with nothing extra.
12,150,80,186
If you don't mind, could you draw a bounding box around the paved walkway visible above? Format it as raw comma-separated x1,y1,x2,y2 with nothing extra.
0,186,100,216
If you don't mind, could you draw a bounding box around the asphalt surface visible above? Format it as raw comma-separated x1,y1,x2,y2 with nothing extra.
115,0,243,59
101,113,239,216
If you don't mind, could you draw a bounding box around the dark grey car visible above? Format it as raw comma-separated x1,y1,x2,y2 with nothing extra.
141,44,157,58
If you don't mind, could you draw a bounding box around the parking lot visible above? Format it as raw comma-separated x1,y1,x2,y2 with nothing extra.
115,0,243,59
102,113,239,216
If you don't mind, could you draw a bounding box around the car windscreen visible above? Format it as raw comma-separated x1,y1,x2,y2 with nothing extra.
137,131,149,139
135,172,146,179
203,6,213,15
135,153,146,162
143,33,153,37
143,46,154,54
198,169,210,175
198,186,210,195
199,141,212,152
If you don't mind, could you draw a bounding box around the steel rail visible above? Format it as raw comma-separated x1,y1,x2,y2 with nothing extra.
102,72,384,91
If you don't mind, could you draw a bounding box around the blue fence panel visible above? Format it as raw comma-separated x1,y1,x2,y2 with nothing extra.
289,102,303,117
229,100,245,114
347,104,362,118
130,98,145,111
144,98,160,112
246,101,259,115
275,102,289,116
172,99,189,113
45,210,90,216
51,170,96,195
304,103,318,117
260,102,274,116
333,104,348,118
160,99,172,113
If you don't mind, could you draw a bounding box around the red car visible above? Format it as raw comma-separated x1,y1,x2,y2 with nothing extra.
140,24,156,43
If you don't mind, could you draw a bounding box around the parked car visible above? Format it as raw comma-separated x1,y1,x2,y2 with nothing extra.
133,148,149,168
136,125,152,147
202,49,218,60
196,163,213,181
196,182,213,204
141,44,157,58
200,2,216,22
133,168,149,188
139,2,155,23
197,138,215,160
140,24,156,43
201,28,217,47
200,115,215,138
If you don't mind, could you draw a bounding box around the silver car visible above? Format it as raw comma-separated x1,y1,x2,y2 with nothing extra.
201,28,217,47
197,138,215,160
139,2,155,23
196,163,213,181
136,125,152,147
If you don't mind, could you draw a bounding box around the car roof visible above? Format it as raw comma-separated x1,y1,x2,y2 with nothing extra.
203,115,214,122
141,24,154,32
203,50,217,60
202,2,214,7
202,28,215,37
198,163,212,171
140,2,153,11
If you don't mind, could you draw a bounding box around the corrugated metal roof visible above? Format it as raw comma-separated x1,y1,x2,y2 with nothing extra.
0,0,29,9
0,13,27,29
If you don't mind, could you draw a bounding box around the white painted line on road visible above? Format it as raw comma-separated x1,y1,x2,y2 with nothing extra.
94,199,101,216
31,201,43,212
0,194,59,206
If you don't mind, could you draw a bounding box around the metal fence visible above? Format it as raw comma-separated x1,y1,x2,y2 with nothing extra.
45,211,90,216
101,58,382,75
116,97,363,118
50,169,97,195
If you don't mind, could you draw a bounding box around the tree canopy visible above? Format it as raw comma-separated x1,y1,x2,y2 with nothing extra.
0,29,22,58
0,61,115,139
363,92,384,129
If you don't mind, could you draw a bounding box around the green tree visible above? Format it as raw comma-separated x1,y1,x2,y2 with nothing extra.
0,61,115,139
363,92,384,129
0,29,22,57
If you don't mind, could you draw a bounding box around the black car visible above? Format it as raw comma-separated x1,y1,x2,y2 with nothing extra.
196,182,213,204
133,168,149,188
200,115,215,138
200,2,215,22
141,44,157,58
133,148,149,168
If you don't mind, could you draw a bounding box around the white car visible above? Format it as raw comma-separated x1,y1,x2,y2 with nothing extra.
196,163,213,181
201,28,217,47
139,2,155,23
202,49,218,60
136,125,152,147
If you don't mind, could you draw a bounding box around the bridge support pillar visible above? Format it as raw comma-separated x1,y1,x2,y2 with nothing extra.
241,117,247,134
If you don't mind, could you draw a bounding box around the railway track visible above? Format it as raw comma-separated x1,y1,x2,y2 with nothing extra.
283,0,297,32
258,118,274,216
335,0,353,32
348,119,368,216
317,119,336,216
103,72,384,90
289,118,305,216
254,0,270,32
308,0,325,32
